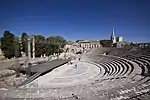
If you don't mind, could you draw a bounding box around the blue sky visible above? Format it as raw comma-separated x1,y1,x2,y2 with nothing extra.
0,0,150,42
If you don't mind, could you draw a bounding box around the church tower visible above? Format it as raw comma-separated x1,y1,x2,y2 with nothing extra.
110,28,116,43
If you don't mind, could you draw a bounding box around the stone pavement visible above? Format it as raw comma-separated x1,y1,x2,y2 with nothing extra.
24,61,100,88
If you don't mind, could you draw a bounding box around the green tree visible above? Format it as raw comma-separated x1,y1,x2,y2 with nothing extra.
45,43,53,56
13,37,22,77
46,36,66,47
21,33,28,56
1,31,15,59
14,36,22,58
46,36,66,56
100,40,112,47
55,36,66,48
45,37,55,56
34,35,46,57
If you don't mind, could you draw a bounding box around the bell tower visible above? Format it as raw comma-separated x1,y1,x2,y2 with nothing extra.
110,28,116,43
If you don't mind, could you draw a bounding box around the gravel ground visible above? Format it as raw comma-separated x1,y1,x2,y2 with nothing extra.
0,73,27,88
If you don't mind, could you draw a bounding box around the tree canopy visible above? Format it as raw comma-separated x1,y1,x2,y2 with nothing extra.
0,31,66,58
34,35,46,57
45,36,66,56
21,33,28,56
14,36,22,57
100,40,112,47
0,31,21,59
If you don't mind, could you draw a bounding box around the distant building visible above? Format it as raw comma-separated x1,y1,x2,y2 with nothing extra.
116,36,124,42
110,28,116,44
110,28,126,48
77,40,101,48
64,42,78,53
138,43,150,48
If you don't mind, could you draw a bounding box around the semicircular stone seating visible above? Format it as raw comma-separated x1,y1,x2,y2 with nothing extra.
83,47,150,100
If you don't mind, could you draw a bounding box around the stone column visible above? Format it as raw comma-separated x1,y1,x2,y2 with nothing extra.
27,37,31,77
28,37,31,59
32,36,35,59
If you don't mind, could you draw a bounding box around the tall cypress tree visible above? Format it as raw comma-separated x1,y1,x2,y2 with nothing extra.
1,31,15,59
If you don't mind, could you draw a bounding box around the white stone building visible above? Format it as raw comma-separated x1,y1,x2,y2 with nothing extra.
77,40,101,48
